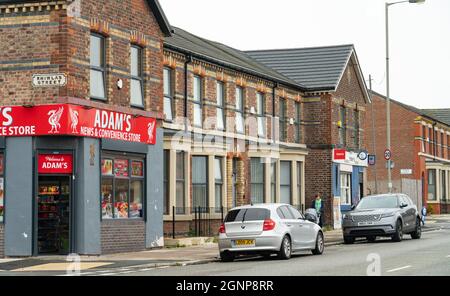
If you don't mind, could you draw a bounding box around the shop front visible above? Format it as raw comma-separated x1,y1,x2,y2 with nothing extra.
332,149,368,229
1,104,163,257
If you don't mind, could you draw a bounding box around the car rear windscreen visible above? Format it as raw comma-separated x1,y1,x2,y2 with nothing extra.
225,208,270,222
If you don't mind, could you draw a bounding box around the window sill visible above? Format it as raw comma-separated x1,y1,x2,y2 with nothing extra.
131,104,145,110
90,96,107,102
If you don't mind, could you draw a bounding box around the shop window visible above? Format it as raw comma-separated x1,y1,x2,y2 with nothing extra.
0,153,4,223
428,169,436,201
280,161,291,204
341,173,352,205
257,92,266,137
90,34,106,100
192,156,208,209
215,157,223,212
164,68,174,121
216,81,225,131
270,160,277,203
279,99,287,142
130,46,144,107
296,162,302,207
101,156,144,219
176,151,186,214
295,102,301,143
250,158,265,204
193,76,203,127
163,150,169,215
235,87,245,134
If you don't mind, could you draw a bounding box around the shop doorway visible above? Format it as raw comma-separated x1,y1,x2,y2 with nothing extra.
37,175,71,255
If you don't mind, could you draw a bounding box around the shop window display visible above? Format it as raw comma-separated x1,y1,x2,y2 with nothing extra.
101,156,144,219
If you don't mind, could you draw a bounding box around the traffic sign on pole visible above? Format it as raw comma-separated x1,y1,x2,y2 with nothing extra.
384,149,392,161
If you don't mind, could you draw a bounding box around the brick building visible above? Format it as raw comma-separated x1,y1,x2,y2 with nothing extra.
248,45,371,228
0,0,171,257
161,27,308,236
366,91,450,214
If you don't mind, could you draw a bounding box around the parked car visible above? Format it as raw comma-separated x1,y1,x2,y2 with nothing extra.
218,204,324,262
342,194,422,244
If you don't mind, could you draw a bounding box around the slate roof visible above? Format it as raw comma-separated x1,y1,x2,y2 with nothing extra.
422,109,450,126
246,45,356,92
164,27,303,90
0,0,172,36
371,91,450,127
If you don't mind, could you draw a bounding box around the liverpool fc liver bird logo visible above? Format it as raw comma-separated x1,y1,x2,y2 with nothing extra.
48,107,64,133
69,108,79,134
148,121,156,144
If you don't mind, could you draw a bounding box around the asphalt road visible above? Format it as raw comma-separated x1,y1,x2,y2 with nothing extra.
1,220,448,276
120,226,450,276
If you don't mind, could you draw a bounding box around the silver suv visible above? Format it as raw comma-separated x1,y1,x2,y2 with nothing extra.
342,194,422,244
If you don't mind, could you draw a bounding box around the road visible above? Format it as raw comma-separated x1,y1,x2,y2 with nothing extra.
1,219,449,276
117,227,450,276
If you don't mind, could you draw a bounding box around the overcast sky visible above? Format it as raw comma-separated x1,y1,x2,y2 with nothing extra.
159,0,450,109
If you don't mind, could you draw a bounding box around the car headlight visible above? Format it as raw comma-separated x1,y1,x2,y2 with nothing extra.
381,212,395,218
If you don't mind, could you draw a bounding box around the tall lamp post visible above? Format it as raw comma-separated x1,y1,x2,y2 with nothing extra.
385,0,425,193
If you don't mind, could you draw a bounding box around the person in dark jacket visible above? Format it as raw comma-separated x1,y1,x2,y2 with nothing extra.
311,194,324,227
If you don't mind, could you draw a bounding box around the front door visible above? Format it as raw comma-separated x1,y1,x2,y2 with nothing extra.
37,176,72,255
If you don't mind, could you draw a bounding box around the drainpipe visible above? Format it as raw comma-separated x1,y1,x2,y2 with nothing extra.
184,54,193,132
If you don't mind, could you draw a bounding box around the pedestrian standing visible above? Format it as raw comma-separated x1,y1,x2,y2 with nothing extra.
311,194,324,227
421,206,427,226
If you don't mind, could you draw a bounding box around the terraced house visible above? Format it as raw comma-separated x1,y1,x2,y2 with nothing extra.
248,45,371,228
0,0,171,257
162,28,308,236
366,92,450,215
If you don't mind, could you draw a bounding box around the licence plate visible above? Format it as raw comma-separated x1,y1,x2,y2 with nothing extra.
358,222,374,226
233,239,255,247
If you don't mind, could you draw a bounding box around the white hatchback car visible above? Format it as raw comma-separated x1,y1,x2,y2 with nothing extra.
218,204,324,262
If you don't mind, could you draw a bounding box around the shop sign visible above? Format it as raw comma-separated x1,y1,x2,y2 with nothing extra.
32,73,67,87
333,149,347,161
333,149,368,167
38,154,73,174
368,155,376,166
0,104,157,144
401,169,413,175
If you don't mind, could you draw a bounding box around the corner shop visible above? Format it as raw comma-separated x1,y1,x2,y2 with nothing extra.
0,103,163,257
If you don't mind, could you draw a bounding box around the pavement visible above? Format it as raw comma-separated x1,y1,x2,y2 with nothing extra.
0,215,446,276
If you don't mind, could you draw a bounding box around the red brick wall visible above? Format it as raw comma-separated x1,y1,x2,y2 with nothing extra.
365,94,419,194
101,220,145,254
304,59,369,226
0,0,165,118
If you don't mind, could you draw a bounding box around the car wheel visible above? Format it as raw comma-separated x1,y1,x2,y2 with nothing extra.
278,235,292,260
411,217,422,240
344,236,355,244
312,232,324,255
367,236,376,243
220,251,235,262
392,220,403,242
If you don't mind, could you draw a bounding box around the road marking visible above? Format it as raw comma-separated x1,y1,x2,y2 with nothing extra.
118,271,135,274
386,266,412,273
138,268,155,272
96,272,118,276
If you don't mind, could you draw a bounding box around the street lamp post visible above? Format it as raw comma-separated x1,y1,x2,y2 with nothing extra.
385,0,425,193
